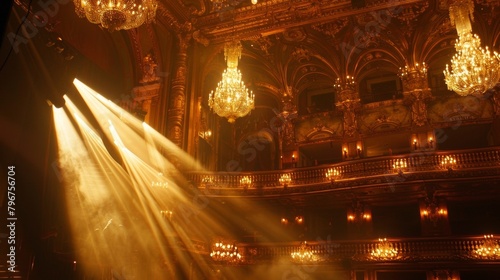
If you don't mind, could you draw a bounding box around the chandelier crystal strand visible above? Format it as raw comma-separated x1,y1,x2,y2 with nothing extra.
73,0,157,31
209,40,255,123
448,0,474,36
443,33,500,96
444,0,500,96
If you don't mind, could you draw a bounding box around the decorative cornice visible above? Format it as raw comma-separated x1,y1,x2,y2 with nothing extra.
192,0,426,43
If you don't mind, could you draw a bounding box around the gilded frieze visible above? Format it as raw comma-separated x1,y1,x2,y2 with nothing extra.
311,18,349,37
294,113,343,143
358,103,411,134
427,95,493,124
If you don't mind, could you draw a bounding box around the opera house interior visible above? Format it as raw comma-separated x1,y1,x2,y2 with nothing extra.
1,0,500,279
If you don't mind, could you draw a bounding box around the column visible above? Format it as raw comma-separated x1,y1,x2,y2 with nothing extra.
167,32,191,148
399,62,432,127
277,92,297,169
335,76,360,138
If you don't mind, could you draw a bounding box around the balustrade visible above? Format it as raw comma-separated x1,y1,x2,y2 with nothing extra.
187,147,500,191
229,235,498,263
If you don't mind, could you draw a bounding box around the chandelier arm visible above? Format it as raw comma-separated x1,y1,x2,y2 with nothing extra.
73,0,158,31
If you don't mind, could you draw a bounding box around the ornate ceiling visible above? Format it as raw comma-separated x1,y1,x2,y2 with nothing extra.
13,0,498,105
160,0,499,108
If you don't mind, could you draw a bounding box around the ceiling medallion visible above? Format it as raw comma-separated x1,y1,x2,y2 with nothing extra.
73,0,157,31
283,27,307,42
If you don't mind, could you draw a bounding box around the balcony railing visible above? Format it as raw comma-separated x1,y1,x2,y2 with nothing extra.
232,235,500,263
187,147,500,195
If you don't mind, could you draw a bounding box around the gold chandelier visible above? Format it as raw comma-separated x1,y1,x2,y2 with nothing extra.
73,0,157,31
291,241,315,263
325,168,341,182
370,238,399,260
473,235,500,259
443,0,500,96
240,176,252,189
279,173,292,187
209,40,255,123
210,241,242,263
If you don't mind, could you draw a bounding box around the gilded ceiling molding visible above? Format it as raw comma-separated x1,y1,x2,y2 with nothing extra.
249,36,273,56
194,0,426,43
391,1,429,25
193,30,210,46
188,0,207,16
311,18,349,37
282,27,307,42
156,3,184,33
253,82,280,97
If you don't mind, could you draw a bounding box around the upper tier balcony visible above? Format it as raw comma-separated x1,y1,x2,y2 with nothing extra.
187,147,500,197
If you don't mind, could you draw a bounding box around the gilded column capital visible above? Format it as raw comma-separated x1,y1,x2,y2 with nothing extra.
399,63,432,126
399,62,430,93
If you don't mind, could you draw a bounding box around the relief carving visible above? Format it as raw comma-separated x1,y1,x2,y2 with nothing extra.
341,103,359,137
283,27,307,42
140,52,160,84
292,47,311,63
393,1,429,25
400,64,432,126
335,78,360,137
405,90,432,126
311,18,349,37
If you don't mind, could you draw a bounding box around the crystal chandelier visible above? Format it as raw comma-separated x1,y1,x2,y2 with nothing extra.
392,158,408,173
370,238,399,260
443,0,500,96
473,235,500,259
291,241,315,263
325,168,341,182
440,155,457,170
240,176,252,189
73,0,157,31
279,173,292,187
210,241,242,263
209,40,255,123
